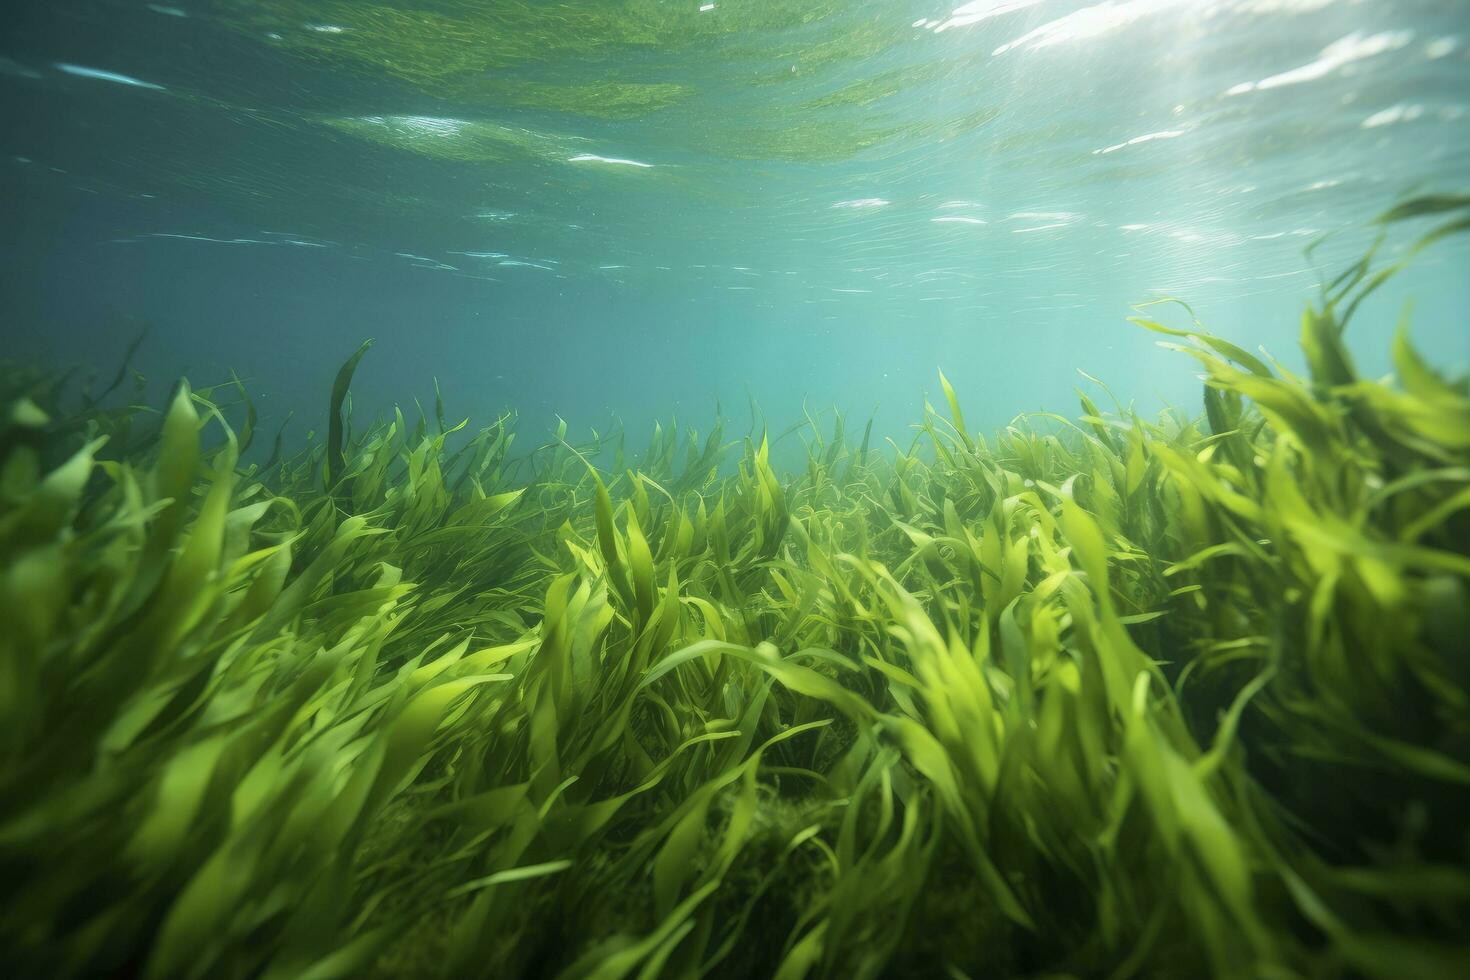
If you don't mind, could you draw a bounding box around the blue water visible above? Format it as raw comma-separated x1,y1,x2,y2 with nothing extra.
2,0,1468,455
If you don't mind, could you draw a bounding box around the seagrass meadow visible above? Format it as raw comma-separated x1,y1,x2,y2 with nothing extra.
1,198,1469,980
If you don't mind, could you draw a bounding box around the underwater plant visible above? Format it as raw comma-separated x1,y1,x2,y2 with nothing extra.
0,197,1467,979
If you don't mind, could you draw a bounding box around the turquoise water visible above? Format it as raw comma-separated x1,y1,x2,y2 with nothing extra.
2,0,1467,450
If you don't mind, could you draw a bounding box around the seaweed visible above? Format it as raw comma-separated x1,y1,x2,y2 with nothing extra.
327,337,372,496
0,199,1468,979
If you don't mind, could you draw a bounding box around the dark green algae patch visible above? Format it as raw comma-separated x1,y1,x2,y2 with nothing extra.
2,198,1470,979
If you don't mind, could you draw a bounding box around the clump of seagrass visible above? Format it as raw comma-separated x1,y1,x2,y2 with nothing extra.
0,195,1467,980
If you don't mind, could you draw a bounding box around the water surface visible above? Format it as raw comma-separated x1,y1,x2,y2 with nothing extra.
2,0,1467,448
